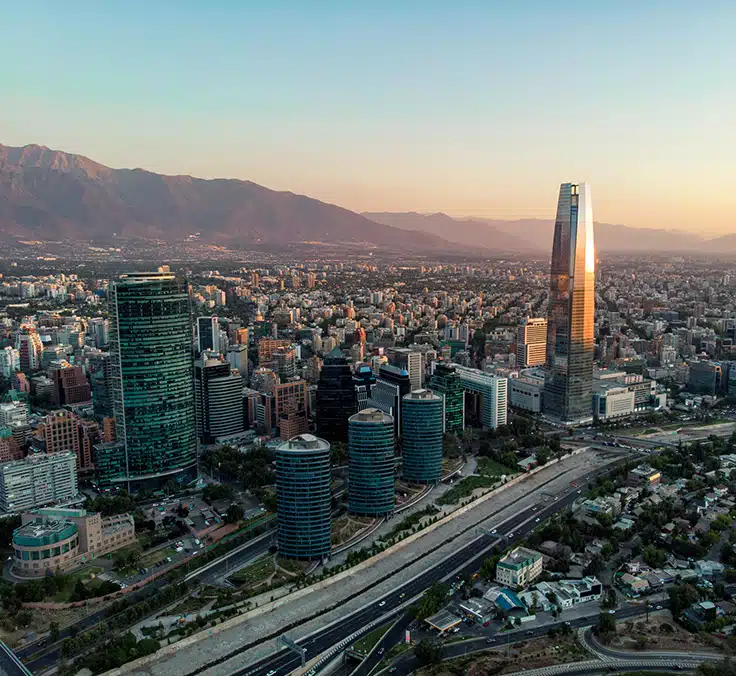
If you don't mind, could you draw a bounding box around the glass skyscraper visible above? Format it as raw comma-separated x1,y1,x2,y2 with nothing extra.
544,183,596,424
428,363,464,433
108,272,198,489
348,408,395,516
401,389,444,484
276,434,332,559
315,347,354,442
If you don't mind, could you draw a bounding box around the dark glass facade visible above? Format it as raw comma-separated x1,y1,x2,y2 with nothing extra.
401,389,444,484
315,347,354,442
428,363,464,433
544,183,596,424
109,272,198,489
348,408,395,516
276,434,332,559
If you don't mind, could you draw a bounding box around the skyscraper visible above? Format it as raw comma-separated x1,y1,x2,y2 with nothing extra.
194,356,244,444
348,408,395,516
544,183,596,424
197,316,219,354
108,272,198,489
387,348,423,391
315,347,354,442
517,318,548,368
276,433,332,559
428,363,464,434
401,389,444,484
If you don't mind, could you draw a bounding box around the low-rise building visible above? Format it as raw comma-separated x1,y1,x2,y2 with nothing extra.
495,546,543,589
12,507,135,577
627,464,661,488
459,597,496,624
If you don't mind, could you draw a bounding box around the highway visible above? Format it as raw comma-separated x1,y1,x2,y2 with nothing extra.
235,457,626,676
16,529,276,672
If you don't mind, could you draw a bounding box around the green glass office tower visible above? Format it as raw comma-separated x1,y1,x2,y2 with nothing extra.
348,408,395,516
544,183,596,424
108,272,198,489
428,363,464,433
401,389,444,484
276,434,332,559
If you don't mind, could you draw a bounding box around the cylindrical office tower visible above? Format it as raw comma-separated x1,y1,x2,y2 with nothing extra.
348,408,395,516
401,389,444,484
276,434,332,559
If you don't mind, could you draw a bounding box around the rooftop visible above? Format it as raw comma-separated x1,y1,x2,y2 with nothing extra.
351,408,393,424
403,388,442,402
499,546,542,566
279,433,330,452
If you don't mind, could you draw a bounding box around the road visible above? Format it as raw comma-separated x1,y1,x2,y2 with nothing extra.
236,458,626,676
16,529,276,672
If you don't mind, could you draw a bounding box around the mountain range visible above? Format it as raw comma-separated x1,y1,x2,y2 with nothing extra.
364,212,729,255
0,143,730,255
0,144,466,253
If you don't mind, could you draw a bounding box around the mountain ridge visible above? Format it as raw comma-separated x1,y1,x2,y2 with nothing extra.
0,144,478,254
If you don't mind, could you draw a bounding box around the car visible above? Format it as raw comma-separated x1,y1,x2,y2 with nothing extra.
486,637,495,644
266,671,277,676
526,630,533,635
399,592,406,599
379,600,386,607
608,609,616,614
535,518,540,523
577,489,582,494
656,605,663,610
378,648,385,655
491,529,497,534
508,532,514,538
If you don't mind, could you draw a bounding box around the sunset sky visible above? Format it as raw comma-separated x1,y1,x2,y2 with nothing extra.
4,1,735,234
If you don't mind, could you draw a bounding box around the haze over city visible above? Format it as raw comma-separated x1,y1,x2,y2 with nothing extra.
4,1,736,234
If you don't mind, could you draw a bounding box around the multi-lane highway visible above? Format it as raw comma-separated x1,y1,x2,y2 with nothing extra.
236,456,626,676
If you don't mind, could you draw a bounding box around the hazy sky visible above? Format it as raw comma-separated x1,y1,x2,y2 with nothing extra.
4,1,736,234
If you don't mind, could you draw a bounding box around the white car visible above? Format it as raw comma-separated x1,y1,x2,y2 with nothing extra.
266,671,277,676
491,529,497,534
508,532,514,538
379,600,386,607
535,518,540,523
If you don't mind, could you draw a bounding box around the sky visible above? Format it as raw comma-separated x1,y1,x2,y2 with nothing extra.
3,1,736,234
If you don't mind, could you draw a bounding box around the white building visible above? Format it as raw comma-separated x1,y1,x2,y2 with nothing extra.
516,318,547,368
509,369,545,413
531,576,602,610
455,366,508,429
0,452,79,513
0,347,20,378
592,381,635,420
0,401,28,428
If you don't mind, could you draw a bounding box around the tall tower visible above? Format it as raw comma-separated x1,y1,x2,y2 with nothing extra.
315,348,354,442
194,356,244,444
197,316,219,354
428,363,464,434
348,408,395,516
276,433,332,559
401,389,444,484
544,183,596,424
108,272,198,489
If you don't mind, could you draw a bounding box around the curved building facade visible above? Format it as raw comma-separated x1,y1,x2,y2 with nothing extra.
276,434,332,559
12,519,79,577
544,183,596,424
348,408,395,516
109,272,198,489
401,389,444,484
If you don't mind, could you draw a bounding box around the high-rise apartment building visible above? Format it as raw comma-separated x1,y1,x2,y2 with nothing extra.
544,183,596,424
315,348,354,442
49,360,92,407
369,364,412,436
387,348,423,391
197,316,219,354
401,389,444,484
194,356,244,444
516,318,548,368
40,410,79,457
272,346,298,381
15,327,43,372
274,379,309,441
108,272,198,489
428,363,464,433
0,347,20,379
276,434,331,559
348,408,395,516
0,451,78,513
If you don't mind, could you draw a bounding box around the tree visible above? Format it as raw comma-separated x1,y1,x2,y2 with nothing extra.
536,447,550,466
597,612,616,638
415,639,443,666
415,582,449,620
643,545,668,568
49,621,60,642
225,503,245,524
668,583,699,618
